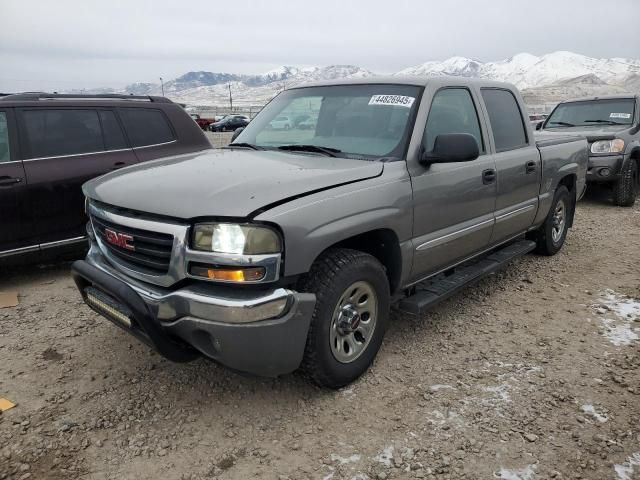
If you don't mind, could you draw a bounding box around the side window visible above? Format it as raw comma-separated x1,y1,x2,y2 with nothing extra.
481,89,528,152
99,111,127,150
22,109,104,159
119,108,175,148
0,112,10,162
423,88,484,153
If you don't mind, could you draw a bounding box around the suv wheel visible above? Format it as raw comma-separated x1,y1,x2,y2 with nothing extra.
298,248,390,388
612,160,638,207
529,185,571,256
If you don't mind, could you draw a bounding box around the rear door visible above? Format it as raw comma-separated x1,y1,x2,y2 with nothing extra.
410,87,497,280
0,108,31,253
18,108,137,244
480,88,540,244
118,107,179,162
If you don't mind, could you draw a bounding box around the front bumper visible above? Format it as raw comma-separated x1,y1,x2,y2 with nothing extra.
72,247,316,377
586,154,625,183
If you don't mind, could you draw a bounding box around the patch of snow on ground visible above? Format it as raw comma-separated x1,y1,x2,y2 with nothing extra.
496,464,537,480
483,383,512,403
331,454,361,465
615,452,640,480
601,318,639,346
581,404,608,423
430,384,455,391
374,446,394,467
594,290,640,346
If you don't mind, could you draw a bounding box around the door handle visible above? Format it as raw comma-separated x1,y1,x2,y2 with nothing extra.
525,161,537,174
0,176,22,187
482,169,496,185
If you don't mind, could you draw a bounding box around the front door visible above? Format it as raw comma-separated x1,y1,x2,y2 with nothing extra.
410,87,497,281
479,88,540,244
0,109,31,253
18,108,138,244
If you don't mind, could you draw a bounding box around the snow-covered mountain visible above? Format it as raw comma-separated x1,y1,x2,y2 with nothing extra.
68,52,639,107
397,51,640,90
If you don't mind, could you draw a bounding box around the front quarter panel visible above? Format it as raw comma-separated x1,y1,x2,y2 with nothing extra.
254,162,414,282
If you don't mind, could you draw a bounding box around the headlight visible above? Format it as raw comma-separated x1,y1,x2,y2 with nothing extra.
192,223,281,255
591,139,624,154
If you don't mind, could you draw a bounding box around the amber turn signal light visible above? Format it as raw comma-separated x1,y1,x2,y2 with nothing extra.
189,264,265,282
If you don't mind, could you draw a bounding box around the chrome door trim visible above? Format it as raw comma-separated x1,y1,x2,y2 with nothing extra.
495,204,536,223
0,244,39,258
132,140,177,150
0,235,87,258
22,148,132,162
40,236,87,249
416,218,495,251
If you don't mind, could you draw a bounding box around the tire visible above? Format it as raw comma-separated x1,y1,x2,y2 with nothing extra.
298,248,390,389
529,185,571,256
612,160,638,207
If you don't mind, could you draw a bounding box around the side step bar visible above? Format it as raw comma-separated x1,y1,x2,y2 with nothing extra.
398,240,536,315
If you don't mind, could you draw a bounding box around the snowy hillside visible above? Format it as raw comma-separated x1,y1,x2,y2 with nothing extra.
397,51,640,90
68,52,639,107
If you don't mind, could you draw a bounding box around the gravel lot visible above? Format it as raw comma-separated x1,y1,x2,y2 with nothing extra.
1,187,639,480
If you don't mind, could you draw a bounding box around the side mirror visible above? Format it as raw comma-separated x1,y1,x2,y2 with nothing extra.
420,133,479,165
535,121,543,131
231,127,245,142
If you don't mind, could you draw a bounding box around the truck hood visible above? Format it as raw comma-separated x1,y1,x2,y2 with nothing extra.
83,148,384,219
541,124,633,141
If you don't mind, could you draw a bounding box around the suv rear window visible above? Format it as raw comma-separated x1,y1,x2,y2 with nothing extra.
481,89,528,152
0,112,10,162
119,108,174,148
22,109,105,159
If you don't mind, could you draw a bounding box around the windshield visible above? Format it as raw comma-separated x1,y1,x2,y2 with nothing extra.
233,84,422,160
546,99,636,128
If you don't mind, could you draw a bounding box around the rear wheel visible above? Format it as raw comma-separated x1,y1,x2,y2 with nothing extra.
298,248,390,389
613,160,638,207
529,185,571,256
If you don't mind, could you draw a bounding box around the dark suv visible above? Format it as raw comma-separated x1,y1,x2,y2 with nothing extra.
0,93,210,263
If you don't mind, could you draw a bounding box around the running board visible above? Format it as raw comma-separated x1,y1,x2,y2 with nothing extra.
398,240,536,315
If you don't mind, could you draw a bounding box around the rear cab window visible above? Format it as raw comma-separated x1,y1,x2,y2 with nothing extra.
481,88,528,152
119,108,175,148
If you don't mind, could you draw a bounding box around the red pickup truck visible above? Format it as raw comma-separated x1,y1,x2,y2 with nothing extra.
189,113,215,130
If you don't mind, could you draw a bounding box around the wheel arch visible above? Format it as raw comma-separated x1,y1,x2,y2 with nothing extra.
557,173,577,227
308,228,403,295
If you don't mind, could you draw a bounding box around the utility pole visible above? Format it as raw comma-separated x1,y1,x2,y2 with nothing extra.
160,77,165,96
228,83,233,112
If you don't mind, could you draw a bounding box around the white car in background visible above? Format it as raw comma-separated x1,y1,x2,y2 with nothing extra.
269,115,292,130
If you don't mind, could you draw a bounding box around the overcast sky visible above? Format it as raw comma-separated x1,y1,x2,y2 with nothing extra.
1,0,638,92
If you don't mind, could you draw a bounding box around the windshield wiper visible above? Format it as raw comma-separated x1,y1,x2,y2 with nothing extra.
277,144,341,157
548,121,575,127
225,142,264,150
584,119,624,125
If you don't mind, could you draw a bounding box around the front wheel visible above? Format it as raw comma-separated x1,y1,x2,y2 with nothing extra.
612,160,638,207
529,185,571,256
298,248,390,389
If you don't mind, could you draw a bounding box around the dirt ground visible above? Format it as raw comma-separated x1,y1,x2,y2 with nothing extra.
1,186,639,480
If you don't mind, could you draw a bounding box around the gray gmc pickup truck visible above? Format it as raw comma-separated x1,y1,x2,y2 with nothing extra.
540,94,640,206
72,77,587,388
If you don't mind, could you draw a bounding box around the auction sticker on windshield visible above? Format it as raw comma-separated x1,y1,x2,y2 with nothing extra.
369,95,415,108
610,113,631,119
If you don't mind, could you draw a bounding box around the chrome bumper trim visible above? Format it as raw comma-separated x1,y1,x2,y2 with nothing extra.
86,245,292,324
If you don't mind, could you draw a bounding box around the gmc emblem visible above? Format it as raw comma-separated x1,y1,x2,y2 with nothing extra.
104,228,135,251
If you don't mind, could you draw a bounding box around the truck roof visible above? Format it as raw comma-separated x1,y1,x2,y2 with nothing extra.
290,75,518,91
557,94,638,104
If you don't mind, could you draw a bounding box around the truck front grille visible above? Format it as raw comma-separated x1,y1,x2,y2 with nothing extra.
91,215,174,275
